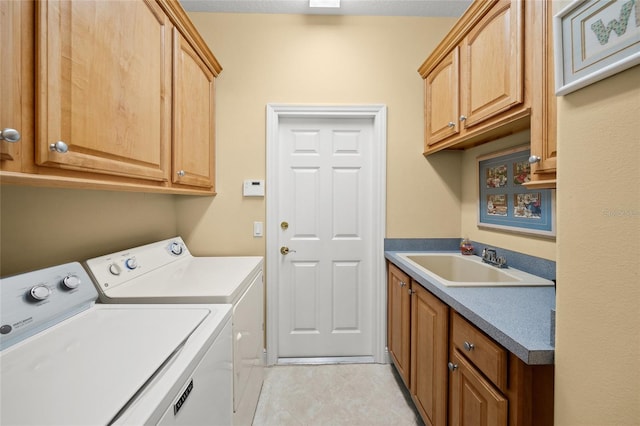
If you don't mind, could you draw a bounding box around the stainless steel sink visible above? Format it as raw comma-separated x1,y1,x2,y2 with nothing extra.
397,253,553,287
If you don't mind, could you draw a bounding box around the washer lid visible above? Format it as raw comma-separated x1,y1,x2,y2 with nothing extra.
0,305,209,426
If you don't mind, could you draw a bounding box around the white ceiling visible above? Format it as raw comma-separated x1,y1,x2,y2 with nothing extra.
179,0,473,17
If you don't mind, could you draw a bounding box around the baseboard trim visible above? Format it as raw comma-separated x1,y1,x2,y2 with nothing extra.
277,356,375,365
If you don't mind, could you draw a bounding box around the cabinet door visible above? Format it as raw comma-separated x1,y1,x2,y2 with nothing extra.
461,0,523,129
424,47,460,147
0,0,32,172
411,284,448,426
388,263,411,386
526,0,557,188
36,0,171,181
172,29,215,189
449,349,507,426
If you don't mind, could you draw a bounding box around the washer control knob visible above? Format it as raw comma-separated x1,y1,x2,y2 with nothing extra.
125,258,138,270
62,274,81,290
109,263,122,276
30,285,51,301
169,242,183,256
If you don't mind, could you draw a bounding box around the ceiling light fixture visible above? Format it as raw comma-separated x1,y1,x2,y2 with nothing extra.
309,0,341,8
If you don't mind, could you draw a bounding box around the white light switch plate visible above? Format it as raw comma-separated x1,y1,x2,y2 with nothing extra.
253,221,263,237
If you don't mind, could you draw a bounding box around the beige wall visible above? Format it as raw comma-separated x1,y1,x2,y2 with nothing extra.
460,130,556,260
555,65,640,425
177,13,462,255
0,185,177,276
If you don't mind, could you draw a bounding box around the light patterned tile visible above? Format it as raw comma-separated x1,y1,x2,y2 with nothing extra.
252,364,424,426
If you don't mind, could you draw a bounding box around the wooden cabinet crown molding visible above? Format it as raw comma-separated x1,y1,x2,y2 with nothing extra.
418,0,498,78
158,0,222,76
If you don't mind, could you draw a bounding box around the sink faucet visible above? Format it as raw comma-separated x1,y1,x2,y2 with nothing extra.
481,247,508,268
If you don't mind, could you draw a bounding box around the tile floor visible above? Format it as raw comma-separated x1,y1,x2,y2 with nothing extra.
252,363,424,426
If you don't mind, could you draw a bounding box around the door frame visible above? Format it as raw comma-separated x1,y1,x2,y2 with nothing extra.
265,104,387,366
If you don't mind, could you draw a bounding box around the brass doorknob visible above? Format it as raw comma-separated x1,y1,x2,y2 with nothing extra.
280,246,296,255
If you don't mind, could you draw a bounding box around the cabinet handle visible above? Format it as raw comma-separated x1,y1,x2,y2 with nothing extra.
0,128,21,143
49,141,69,153
459,115,467,122
447,121,455,128
177,170,186,177
464,341,475,351
447,362,458,372
528,155,541,164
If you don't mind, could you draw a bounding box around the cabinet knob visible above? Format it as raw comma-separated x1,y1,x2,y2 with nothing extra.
447,362,458,372
447,121,455,128
49,141,69,153
177,170,186,177
0,128,21,143
400,281,406,287
463,341,475,351
528,155,541,164
459,115,467,122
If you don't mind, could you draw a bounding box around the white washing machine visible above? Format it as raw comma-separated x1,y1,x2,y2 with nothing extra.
0,262,232,426
84,237,264,426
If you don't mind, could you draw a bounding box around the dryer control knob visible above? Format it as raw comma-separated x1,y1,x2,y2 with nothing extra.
109,263,122,276
62,274,81,290
125,258,138,270
30,285,51,301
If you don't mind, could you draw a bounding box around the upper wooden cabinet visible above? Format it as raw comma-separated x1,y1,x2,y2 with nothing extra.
0,0,222,195
523,0,557,189
424,48,460,145
36,0,171,182
0,0,31,172
172,28,216,189
461,0,523,130
419,0,556,188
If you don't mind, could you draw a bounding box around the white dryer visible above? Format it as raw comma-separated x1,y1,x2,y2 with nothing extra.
0,262,232,426
85,237,264,426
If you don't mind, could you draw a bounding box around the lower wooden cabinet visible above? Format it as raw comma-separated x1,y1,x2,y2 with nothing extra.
387,263,411,386
411,283,449,426
387,261,554,426
449,348,508,426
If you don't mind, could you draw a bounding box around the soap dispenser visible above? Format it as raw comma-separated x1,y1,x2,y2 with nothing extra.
460,238,474,255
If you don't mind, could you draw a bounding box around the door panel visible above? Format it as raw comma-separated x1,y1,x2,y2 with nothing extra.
278,117,373,358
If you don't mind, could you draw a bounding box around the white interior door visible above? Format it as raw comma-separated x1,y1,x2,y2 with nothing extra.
266,104,387,365
277,116,374,358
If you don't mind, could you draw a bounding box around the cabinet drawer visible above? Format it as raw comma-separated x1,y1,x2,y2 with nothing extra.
451,312,507,391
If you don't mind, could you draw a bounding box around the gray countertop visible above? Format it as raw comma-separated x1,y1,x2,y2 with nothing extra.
385,251,555,365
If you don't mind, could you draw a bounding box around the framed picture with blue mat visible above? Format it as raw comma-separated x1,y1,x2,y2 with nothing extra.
478,145,556,237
